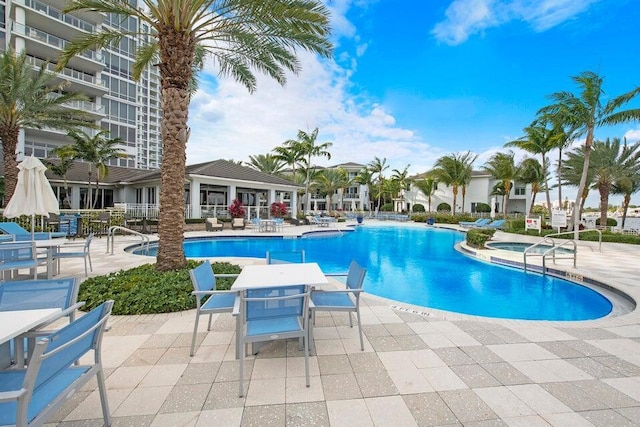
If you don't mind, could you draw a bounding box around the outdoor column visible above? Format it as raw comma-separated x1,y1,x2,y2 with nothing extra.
227,185,237,207
190,181,200,219
291,191,297,215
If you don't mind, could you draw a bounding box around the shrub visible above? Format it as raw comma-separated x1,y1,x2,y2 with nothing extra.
78,261,242,315
380,203,393,211
270,202,288,218
229,199,246,218
466,228,496,248
474,203,491,213
596,217,617,227
436,203,451,212
412,204,425,212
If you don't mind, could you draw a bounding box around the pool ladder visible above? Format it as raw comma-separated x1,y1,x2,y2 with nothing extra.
523,229,602,274
106,226,150,255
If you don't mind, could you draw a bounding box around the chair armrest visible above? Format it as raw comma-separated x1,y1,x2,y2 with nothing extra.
312,289,362,295
325,273,347,277
213,274,240,278
191,290,235,296
232,294,241,316
0,389,26,402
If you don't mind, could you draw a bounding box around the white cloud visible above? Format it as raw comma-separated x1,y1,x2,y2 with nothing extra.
623,128,640,143
432,0,599,45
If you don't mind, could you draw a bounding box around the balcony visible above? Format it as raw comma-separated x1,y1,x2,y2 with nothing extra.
13,22,105,73
25,55,107,95
15,0,95,33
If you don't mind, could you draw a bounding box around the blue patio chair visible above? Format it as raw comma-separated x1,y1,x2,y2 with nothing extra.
0,278,83,367
234,285,310,397
310,260,367,351
266,250,306,264
482,219,506,229
0,300,113,427
0,241,46,280
52,234,94,277
0,222,67,240
188,260,238,356
459,218,491,228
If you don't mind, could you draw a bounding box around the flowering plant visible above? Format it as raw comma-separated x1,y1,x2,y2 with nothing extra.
229,199,246,218
270,202,288,218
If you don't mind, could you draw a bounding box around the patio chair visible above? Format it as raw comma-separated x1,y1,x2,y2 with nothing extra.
266,250,306,264
0,300,114,427
205,217,224,232
0,221,67,240
234,285,310,397
45,213,71,235
0,241,46,280
53,233,94,277
310,260,367,351
89,212,111,236
0,278,83,366
459,218,491,228
482,219,506,229
188,260,238,356
231,218,245,230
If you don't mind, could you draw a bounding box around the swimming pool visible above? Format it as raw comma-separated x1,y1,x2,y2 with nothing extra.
487,241,575,254
135,226,612,320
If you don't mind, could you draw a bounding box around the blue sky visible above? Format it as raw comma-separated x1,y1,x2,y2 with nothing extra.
188,0,640,207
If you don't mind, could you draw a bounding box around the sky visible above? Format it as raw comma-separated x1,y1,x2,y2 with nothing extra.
186,0,640,208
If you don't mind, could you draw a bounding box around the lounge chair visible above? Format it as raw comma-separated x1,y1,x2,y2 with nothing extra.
0,221,67,240
458,218,491,228
231,218,245,230
482,219,506,229
205,217,224,232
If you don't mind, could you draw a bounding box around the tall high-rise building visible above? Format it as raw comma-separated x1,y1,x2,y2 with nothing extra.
0,0,162,169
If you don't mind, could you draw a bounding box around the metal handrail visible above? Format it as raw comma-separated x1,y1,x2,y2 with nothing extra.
523,228,602,274
106,226,150,255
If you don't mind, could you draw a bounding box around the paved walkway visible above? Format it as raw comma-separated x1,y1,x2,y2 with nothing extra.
41,222,640,426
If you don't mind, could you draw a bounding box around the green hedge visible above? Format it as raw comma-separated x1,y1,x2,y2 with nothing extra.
466,228,496,248
78,261,242,315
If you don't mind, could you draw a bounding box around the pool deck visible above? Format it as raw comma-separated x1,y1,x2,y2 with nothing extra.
37,221,640,426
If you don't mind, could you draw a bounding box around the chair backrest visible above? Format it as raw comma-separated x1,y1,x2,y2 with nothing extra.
0,278,79,313
346,260,366,291
244,286,308,323
266,250,305,265
0,241,37,265
98,212,111,221
24,301,113,404
0,222,28,236
189,260,216,292
207,218,219,225
84,233,95,252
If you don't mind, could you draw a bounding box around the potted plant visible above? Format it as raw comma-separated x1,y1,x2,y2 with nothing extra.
356,211,364,224
270,202,288,218
229,199,246,229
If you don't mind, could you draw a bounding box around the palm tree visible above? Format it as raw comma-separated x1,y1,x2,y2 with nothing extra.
65,130,126,208
44,145,76,208
315,168,345,212
390,164,412,212
414,176,437,212
431,153,466,215
458,152,477,213
506,120,559,212
368,157,388,211
0,49,91,200
483,151,518,216
273,142,305,180
612,170,640,229
561,145,596,214
589,138,640,227
292,128,332,212
245,154,285,176
538,71,640,229
353,167,374,210
58,0,332,271
517,157,546,214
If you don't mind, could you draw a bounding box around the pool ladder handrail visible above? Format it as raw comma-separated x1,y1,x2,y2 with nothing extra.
106,226,150,255
524,237,577,274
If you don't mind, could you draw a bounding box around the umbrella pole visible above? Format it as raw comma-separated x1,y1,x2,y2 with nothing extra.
31,214,35,240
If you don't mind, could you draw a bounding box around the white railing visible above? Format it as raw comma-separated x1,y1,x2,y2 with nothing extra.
106,226,150,255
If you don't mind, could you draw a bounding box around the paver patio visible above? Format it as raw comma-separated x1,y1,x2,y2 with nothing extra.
33,222,640,426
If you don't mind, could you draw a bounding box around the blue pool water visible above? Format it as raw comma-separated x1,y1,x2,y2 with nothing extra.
137,226,612,320
487,242,575,254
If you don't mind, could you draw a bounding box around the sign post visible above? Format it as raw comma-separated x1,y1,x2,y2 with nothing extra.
525,216,541,235
551,210,567,233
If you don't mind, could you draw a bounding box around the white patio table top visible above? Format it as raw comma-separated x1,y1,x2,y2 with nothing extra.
231,263,329,291
35,239,68,279
0,308,62,345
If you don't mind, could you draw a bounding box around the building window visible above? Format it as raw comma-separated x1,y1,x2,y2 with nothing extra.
515,187,526,196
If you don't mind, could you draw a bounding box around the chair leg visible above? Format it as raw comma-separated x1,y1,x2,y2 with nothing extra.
88,253,93,271
83,258,88,277
349,311,354,327
304,331,310,387
356,309,364,351
207,314,213,331
239,350,244,397
190,314,200,357
96,368,112,427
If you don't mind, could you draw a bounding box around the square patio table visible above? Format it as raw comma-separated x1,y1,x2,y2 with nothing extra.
35,239,68,279
0,308,62,368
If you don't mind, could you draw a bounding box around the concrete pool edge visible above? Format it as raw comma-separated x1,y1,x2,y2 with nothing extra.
457,241,636,320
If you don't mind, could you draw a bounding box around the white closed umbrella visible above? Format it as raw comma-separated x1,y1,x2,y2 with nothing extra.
351,199,357,212
490,197,496,220
313,200,318,212
4,156,60,239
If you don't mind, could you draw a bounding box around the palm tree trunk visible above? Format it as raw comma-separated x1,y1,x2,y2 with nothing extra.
86,168,93,209
529,191,538,214
155,29,195,271
557,148,563,206
0,126,20,201
598,183,609,229
452,186,458,215
542,155,552,215
622,193,631,228
573,131,594,234
461,186,466,213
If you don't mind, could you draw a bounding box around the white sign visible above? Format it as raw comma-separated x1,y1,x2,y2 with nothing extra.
525,216,541,233
551,210,567,228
